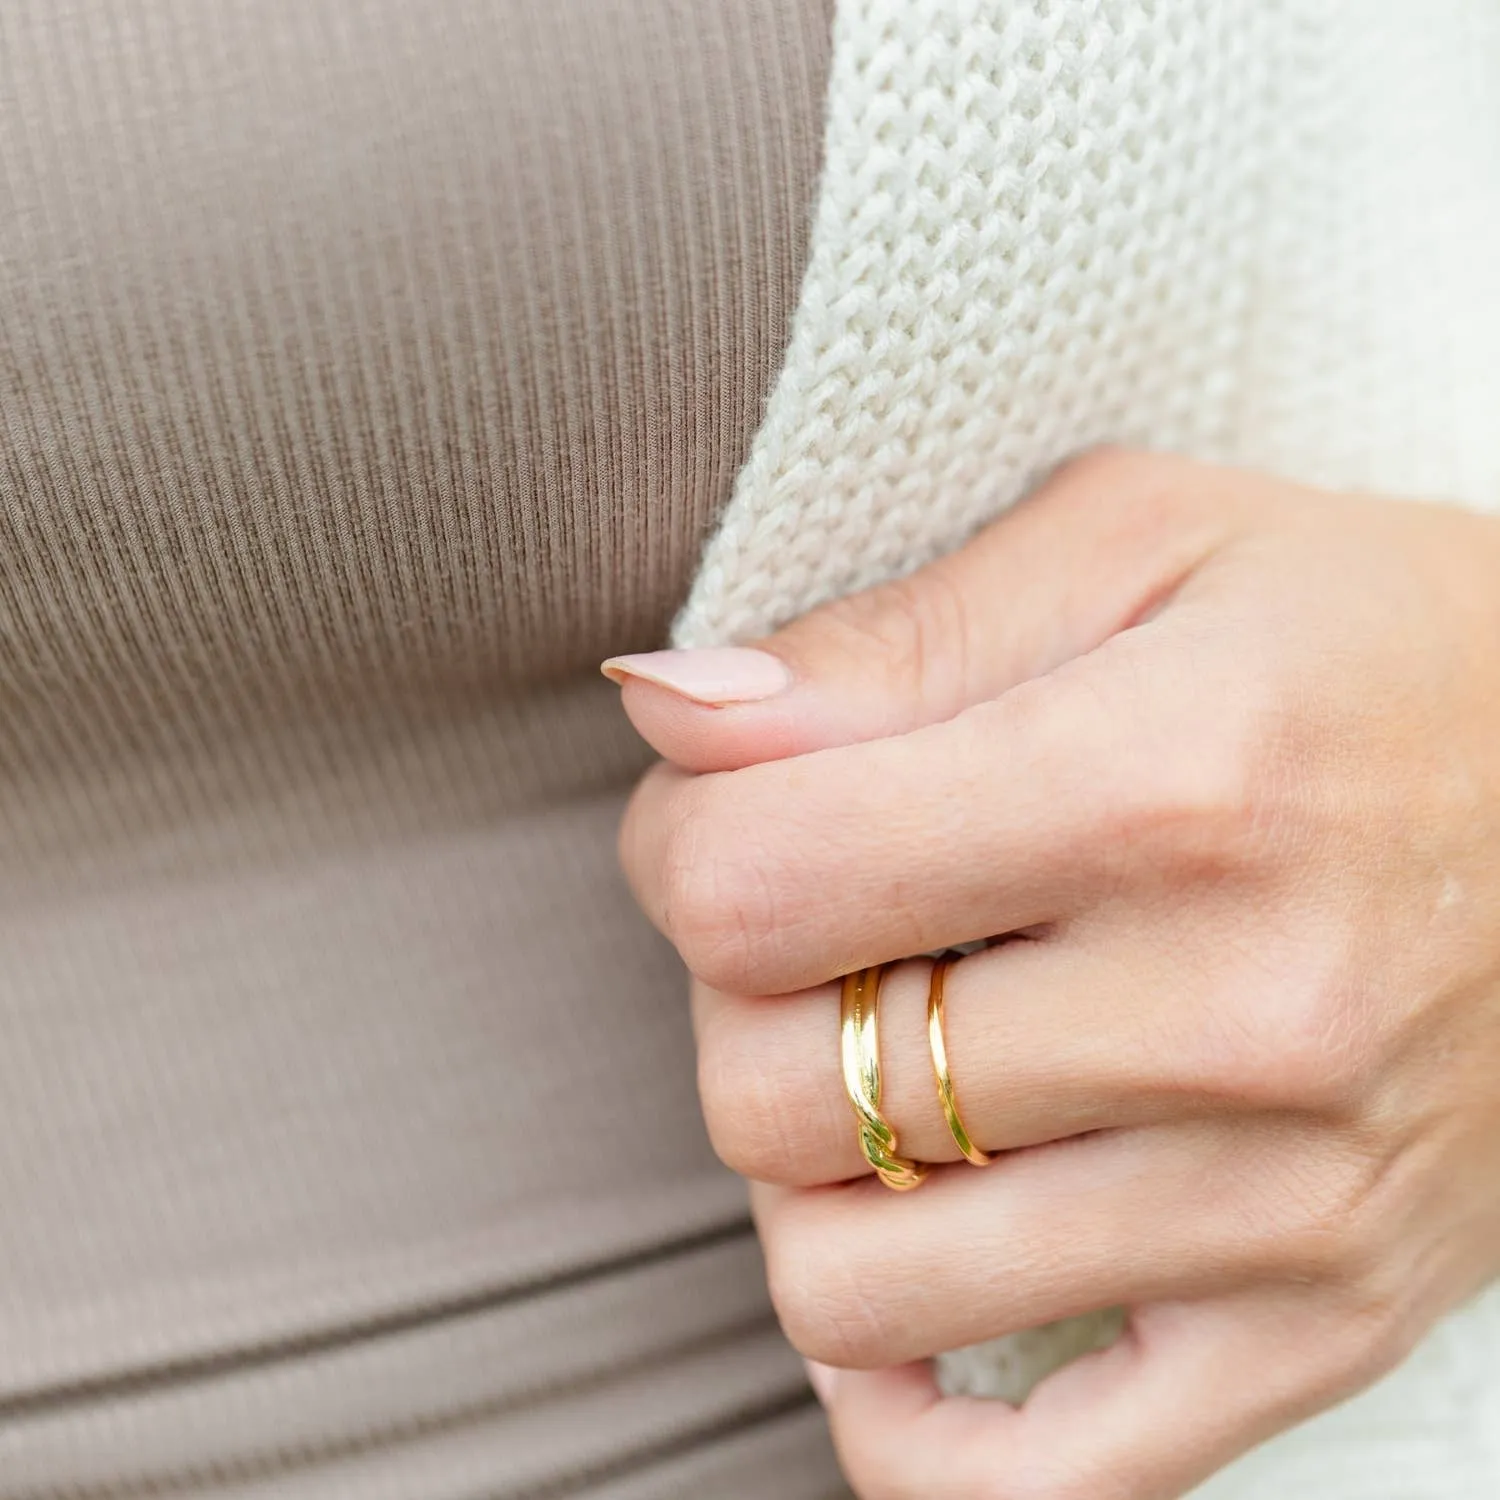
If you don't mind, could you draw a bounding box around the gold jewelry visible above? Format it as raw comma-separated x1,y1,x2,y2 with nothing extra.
927,952,996,1166
839,965,928,1191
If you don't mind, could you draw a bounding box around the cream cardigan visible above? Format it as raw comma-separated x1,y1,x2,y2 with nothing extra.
677,1,1500,1492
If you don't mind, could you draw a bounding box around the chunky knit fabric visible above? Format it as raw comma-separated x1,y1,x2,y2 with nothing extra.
675,0,1500,648
675,0,1500,1492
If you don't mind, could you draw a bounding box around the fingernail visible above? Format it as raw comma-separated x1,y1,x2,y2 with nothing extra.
804,1359,839,1405
600,647,791,706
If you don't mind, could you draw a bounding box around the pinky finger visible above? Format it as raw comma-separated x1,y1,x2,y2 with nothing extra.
817,1293,1395,1500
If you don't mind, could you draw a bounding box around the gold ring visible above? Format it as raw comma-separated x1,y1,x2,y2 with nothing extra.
839,965,928,1191
927,952,995,1167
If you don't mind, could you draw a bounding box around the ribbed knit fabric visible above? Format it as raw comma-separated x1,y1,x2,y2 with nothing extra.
0,1,844,1493
674,1,1500,1493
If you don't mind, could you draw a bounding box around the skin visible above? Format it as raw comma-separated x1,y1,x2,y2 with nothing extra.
610,449,1500,1500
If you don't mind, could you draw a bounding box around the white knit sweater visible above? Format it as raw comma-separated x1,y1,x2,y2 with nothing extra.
676,1,1500,1493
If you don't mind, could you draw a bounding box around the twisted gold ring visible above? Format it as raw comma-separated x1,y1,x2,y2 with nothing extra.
928,951,996,1167
839,965,928,1191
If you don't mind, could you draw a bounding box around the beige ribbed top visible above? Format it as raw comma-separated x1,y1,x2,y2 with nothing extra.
0,1,840,1493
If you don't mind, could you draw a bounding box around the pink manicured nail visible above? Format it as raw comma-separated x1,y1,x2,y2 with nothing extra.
600,647,791,706
804,1359,840,1405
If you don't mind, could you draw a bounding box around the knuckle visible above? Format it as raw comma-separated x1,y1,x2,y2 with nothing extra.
1207,963,1378,1117
695,1013,806,1182
1114,699,1271,869
1273,1011,1374,1116
1038,628,1289,885
658,787,779,991
1265,1139,1393,1285
809,567,972,717
1005,654,1274,882
762,1208,887,1367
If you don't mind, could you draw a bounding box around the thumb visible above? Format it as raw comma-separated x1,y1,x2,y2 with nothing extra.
603,450,1240,772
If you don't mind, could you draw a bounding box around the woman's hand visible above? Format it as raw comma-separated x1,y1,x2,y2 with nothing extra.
607,450,1500,1500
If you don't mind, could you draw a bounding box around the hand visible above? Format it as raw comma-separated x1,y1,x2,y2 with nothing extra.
608,450,1500,1500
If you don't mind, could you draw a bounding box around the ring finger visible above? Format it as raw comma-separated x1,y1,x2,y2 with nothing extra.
694,938,1239,1189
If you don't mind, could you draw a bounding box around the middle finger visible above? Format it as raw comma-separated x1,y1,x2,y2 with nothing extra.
621,643,1182,997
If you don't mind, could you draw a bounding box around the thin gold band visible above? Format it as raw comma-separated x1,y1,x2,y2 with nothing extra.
839,965,928,1191
927,952,996,1167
